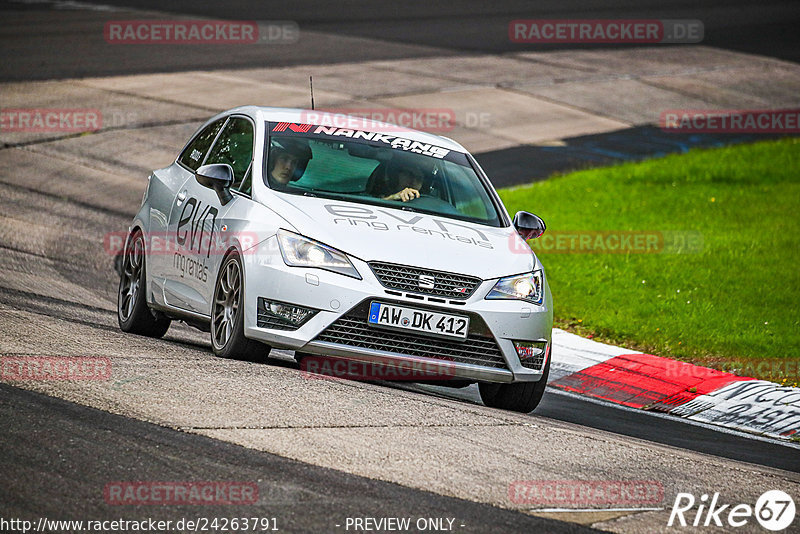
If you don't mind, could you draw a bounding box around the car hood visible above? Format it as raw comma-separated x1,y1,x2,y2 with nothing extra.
267,194,535,280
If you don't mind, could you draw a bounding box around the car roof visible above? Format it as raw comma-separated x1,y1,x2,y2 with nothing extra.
222,105,468,153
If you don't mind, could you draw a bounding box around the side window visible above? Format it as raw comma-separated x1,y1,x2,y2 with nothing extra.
235,167,252,196
204,117,254,190
178,118,226,172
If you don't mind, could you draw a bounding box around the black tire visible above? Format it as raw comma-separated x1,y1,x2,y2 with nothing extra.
211,251,269,362
118,230,171,337
479,359,550,413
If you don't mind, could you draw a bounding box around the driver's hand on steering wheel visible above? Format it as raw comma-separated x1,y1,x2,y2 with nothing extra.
384,187,420,202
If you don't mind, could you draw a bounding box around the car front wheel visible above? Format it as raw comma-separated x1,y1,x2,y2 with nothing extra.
211,251,269,362
478,359,550,413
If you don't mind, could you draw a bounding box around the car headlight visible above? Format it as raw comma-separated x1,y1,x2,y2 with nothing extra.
277,229,361,279
485,271,544,305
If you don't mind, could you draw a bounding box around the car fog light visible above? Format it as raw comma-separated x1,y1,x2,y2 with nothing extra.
514,340,548,370
258,298,317,328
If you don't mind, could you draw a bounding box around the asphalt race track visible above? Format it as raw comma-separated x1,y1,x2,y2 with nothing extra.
0,384,593,533
1,1,799,532
2,0,799,81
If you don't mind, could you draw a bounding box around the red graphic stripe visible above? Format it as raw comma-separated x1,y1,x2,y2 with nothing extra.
551,354,752,410
272,122,289,132
287,123,312,132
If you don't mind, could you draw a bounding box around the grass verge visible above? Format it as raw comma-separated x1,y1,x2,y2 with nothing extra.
498,138,800,382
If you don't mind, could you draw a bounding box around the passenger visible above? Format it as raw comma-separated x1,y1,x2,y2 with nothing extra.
267,139,312,187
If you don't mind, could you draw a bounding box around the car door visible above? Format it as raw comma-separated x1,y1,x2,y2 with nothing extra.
148,116,227,306
163,115,256,316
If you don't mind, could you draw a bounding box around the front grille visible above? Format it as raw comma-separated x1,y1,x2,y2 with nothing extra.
314,303,507,369
520,352,546,371
257,313,298,330
369,262,481,299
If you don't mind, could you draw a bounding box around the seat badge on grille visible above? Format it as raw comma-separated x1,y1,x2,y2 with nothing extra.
418,274,435,289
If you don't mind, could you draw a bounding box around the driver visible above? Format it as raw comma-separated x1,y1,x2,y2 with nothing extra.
374,160,427,202
267,139,312,187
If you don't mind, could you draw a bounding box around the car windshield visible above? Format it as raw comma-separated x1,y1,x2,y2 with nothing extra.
264,123,503,227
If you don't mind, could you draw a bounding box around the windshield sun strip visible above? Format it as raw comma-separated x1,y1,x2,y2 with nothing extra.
263,122,504,227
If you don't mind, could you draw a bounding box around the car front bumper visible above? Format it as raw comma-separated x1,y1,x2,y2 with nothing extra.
242,236,553,384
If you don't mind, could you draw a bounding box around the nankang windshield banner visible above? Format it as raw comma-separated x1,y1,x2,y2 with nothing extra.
267,121,466,164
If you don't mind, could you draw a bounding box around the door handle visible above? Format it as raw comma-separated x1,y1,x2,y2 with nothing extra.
176,190,187,206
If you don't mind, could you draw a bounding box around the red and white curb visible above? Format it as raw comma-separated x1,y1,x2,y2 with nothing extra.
548,329,800,440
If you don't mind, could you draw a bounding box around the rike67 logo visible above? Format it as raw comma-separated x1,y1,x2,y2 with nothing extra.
669,490,796,531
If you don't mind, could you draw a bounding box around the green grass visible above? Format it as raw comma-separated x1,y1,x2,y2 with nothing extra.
498,138,800,377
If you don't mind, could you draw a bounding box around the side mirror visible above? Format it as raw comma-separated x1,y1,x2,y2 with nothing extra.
513,211,546,240
195,163,233,205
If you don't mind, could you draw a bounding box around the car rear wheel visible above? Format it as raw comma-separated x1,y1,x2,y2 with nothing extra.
211,251,269,361
479,359,550,413
118,230,171,337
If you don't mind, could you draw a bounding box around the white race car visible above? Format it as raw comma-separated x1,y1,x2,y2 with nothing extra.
117,107,552,412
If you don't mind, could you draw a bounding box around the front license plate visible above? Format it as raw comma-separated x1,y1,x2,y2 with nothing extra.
367,302,469,340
